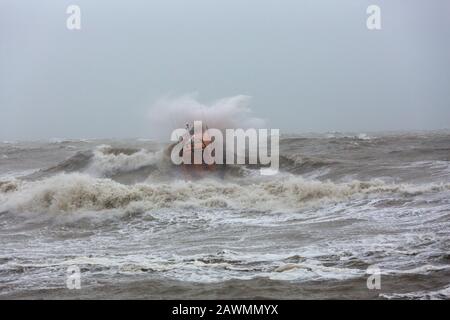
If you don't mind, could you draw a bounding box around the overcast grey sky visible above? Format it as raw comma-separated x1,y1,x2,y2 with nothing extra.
1,0,449,140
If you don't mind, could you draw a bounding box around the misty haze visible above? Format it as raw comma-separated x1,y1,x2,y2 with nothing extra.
0,0,449,301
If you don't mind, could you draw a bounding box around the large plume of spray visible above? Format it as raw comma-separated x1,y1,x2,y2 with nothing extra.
147,94,266,141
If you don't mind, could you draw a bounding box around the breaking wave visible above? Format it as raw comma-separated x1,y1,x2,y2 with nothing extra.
1,173,449,214
1,133,450,298
24,145,163,181
85,145,163,177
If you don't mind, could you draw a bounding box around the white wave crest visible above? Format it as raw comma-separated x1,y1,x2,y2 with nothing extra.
85,145,162,177
380,284,450,300
1,173,449,214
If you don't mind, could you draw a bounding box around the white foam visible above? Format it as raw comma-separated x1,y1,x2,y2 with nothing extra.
147,94,266,140
380,285,450,300
1,173,449,214
85,145,162,177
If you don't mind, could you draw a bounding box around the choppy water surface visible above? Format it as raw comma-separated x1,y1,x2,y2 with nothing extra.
0,132,449,299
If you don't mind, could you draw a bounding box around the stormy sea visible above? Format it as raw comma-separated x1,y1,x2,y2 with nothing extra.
0,131,449,299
